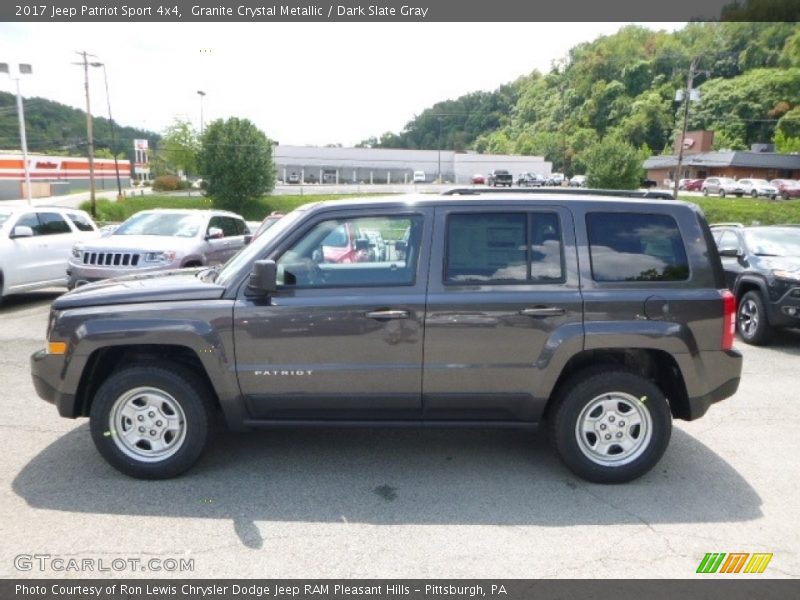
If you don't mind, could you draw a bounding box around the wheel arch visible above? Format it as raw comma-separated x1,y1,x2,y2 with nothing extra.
75,344,220,418
543,348,691,421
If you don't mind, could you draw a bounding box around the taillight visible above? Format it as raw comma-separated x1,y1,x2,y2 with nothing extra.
722,290,736,350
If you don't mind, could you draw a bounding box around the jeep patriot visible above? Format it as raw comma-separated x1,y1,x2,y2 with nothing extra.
31,192,742,483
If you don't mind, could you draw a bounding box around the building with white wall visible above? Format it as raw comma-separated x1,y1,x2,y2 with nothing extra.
273,145,551,185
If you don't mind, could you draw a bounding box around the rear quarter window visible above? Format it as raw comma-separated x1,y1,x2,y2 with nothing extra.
586,212,689,282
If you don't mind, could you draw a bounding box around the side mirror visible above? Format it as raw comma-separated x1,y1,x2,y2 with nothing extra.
10,225,34,239
206,227,224,240
355,238,371,251
395,240,408,252
718,247,741,258
249,259,277,294
243,234,253,246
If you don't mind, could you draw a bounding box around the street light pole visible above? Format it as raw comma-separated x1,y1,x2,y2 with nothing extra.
91,62,122,200
1,62,33,205
197,90,206,134
75,51,98,217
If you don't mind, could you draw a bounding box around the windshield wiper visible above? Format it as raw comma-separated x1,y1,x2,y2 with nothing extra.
196,265,221,282
754,253,779,257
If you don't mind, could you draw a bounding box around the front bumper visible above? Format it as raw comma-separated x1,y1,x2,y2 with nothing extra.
767,285,800,326
30,349,78,418
67,259,181,285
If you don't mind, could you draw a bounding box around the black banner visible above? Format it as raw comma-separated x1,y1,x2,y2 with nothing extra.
2,0,799,22
4,580,800,600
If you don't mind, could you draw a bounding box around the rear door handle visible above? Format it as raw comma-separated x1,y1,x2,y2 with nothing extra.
365,309,410,320
519,307,566,317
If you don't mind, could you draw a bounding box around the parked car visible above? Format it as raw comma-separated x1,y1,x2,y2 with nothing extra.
67,209,248,288
678,178,704,192
702,177,745,197
738,179,778,200
252,212,285,239
32,190,742,483
0,206,99,302
517,172,546,187
547,173,565,186
569,175,587,187
287,172,301,184
769,179,800,200
640,179,658,189
470,174,485,185
413,171,426,183
486,170,513,187
712,223,800,344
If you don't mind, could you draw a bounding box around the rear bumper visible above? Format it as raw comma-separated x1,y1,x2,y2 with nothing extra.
683,348,743,420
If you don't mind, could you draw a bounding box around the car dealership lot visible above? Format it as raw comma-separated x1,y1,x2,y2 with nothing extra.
1,293,798,578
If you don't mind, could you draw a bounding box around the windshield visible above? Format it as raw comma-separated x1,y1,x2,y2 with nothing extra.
216,208,307,286
749,179,769,186
745,229,800,257
0,212,11,228
114,212,203,237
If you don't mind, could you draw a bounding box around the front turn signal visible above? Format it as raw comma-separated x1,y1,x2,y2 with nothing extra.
47,341,68,355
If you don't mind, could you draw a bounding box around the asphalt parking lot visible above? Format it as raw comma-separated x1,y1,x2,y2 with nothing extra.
1,291,798,579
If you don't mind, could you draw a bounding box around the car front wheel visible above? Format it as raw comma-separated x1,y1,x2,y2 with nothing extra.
737,291,773,345
548,368,672,484
90,363,214,479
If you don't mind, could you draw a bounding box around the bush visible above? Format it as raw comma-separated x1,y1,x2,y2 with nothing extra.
152,175,182,192
584,137,648,190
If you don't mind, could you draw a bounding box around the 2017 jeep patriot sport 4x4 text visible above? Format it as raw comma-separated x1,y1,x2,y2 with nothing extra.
31,191,742,483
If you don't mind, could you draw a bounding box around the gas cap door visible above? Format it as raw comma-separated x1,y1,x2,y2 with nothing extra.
644,295,670,320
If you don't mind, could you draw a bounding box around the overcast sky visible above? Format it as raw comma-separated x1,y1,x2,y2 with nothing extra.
0,22,683,147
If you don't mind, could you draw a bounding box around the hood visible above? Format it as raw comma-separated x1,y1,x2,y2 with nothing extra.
74,234,199,252
53,269,225,309
758,256,800,273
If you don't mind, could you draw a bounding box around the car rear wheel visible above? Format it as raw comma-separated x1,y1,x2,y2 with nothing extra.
737,291,773,345
90,363,214,479
719,189,726,198
751,190,758,198
548,368,671,484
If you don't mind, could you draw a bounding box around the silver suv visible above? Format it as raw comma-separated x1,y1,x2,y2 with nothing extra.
67,209,248,288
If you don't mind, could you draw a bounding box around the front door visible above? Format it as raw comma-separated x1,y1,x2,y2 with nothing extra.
233,208,433,420
422,205,583,422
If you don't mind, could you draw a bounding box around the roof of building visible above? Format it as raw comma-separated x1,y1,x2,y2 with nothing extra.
643,151,800,170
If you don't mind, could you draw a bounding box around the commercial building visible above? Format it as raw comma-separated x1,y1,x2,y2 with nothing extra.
273,145,551,185
0,152,131,201
643,130,800,184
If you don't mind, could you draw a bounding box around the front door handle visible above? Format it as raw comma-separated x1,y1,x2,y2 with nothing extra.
365,309,410,320
519,306,566,317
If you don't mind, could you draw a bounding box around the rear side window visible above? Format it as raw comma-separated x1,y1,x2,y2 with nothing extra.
446,212,564,284
67,212,96,232
38,212,72,235
587,213,689,282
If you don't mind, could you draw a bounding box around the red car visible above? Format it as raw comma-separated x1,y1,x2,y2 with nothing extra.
770,179,800,200
471,174,485,184
679,178,704,191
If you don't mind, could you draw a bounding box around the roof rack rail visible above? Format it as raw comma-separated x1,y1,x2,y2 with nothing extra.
709,222,745,228
441,187,675,200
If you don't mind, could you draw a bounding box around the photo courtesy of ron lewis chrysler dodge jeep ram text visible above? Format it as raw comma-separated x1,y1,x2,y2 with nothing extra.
31,190,742,484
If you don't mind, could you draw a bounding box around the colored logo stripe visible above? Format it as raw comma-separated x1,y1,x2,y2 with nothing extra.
696,552,772,574
744,553,773,574
697,553,726,573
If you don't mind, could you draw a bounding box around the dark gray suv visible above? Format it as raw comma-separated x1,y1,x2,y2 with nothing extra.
31,191,742,483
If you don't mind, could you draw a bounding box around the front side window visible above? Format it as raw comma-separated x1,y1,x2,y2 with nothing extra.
446,212,564,284
277,215,422,288
67,212,96,232
717,231,741,254
587,213,689,282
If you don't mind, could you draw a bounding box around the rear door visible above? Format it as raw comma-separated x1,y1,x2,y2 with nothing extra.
422,204,583,422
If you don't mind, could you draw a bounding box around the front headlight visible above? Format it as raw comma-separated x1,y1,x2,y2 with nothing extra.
772,269,800,282
71,246,82,259
144,251,177,263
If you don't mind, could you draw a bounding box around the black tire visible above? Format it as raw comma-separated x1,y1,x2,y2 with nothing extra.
702,188,709,196
737,290,773,346
751,190,758,198
719,189,726,198
548,367,672,484
89,363,214,479
783,193,790,200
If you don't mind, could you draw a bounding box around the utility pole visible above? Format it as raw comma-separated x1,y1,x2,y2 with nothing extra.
74,51,97,217
673,56,700,200
1,62,33,204
197,90,206,134
437,116,442,183
92,62,122,200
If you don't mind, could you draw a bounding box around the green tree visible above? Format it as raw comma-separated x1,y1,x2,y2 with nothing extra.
584,136,646,190
197,117,275,214
155,118,199,178
774,105,800,152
